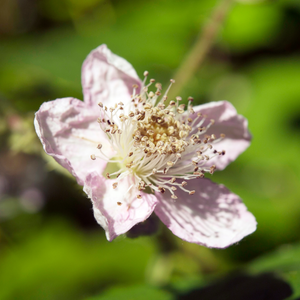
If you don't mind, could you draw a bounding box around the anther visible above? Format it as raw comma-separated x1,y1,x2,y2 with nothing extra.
112,182,118,189
117,202,122,206
171,194,177,199
189,190,195,195
148,91,155,98
155,83,162,90
97,144,102,149
143,71,149,76
137,195,142,199
126,162,133,168
210,165,216,174
98,102,103,108
181,181,187,187
91,154,96,160
158,186,166,193
106,173,110,179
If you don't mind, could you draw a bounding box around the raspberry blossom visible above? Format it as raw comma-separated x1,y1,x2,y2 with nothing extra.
34,45,256,248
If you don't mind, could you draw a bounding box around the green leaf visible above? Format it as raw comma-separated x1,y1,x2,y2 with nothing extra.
85,285,174,300
221,3,283,52
248,243,300,298
0,219,156,300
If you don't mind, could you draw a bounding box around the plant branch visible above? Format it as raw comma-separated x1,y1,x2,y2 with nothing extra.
169,0,234,99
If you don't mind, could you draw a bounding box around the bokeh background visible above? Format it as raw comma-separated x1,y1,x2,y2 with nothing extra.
0,0,300,299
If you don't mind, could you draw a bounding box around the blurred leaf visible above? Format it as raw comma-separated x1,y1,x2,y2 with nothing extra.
0,0,219,114
178,272,292,300
210,56,300,260
85,285,174,300
221,2,283,52
248,243,300,298
0,219,156,300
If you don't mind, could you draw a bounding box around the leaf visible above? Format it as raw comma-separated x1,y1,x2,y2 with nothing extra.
0,220,156,300
248,243,300,299
85,285,174,300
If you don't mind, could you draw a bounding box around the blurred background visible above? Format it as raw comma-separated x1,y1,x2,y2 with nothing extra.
0,0,300,299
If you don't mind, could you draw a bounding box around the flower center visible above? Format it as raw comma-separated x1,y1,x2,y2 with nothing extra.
91,73,226,202
132,103,191,156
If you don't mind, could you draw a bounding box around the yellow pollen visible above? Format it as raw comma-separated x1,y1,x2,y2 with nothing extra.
132,105,192,155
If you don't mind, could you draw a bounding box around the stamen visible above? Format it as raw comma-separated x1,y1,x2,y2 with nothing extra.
90,73,227,199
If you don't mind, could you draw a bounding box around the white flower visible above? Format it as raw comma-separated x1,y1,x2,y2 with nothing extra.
35,45,256,248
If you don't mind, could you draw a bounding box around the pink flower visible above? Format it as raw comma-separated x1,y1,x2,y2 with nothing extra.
34,45,256,248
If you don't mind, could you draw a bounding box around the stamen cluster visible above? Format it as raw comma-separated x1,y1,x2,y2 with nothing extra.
91,73,226,203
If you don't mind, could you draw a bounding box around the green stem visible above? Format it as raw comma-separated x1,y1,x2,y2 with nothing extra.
169,0,234,99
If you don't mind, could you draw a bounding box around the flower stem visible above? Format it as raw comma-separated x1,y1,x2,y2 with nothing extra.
169,0,234,99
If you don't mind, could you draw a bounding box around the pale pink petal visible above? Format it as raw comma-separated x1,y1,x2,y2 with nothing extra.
84,173,158,241
192,101,251,170
155,178,256,248
34,97,110,185
82,44,142,107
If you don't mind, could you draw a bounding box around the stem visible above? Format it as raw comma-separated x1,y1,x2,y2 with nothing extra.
169,0,234,99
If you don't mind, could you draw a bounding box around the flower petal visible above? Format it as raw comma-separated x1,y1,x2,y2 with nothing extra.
34,97,110,185
84,173,158,241
193,101,251,170
82,44,142,107
155,178,256,248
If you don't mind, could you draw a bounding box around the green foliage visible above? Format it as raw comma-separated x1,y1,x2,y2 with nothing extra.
249,243,300,298
0,220,156,300
85,285,174,300
221,2,283,52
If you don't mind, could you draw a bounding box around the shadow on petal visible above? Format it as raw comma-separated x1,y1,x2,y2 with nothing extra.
155,178,256,248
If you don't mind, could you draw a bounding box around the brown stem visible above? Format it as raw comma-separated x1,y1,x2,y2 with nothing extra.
169,0,234,99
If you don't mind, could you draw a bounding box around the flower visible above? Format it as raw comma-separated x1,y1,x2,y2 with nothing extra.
34,44,256,248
